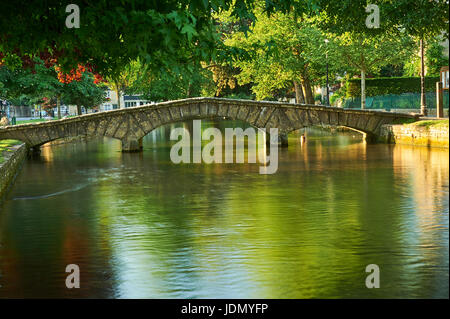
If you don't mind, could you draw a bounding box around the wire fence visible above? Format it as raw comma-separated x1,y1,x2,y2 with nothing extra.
343,91,449,110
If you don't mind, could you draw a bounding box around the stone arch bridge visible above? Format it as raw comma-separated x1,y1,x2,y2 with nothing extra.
0,97,419,152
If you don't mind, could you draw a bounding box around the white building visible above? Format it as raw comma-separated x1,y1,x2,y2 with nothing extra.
99,89,120,112
99,89,152,111
123,95,151,108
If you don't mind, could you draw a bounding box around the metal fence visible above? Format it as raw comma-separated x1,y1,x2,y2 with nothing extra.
343,91,449,110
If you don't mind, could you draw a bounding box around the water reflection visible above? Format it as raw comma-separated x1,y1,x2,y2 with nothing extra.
0,122,448,298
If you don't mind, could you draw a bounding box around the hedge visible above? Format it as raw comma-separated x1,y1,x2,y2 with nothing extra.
346,76,440,98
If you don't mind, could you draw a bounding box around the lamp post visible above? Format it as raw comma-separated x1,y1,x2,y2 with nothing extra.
325,39,330,106
437,66,449,118
441,66,449,90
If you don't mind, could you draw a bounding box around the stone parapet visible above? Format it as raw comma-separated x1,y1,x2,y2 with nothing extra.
0,98,421,152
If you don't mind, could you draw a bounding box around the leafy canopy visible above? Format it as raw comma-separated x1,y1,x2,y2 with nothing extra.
0,0,314,77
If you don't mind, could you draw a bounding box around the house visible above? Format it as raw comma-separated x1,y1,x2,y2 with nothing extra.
123,95,151,108
99,89,152,111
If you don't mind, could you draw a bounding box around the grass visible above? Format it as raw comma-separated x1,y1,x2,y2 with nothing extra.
392,118,417,124
408,119,449,129
16,118,55,124
0,139,22,164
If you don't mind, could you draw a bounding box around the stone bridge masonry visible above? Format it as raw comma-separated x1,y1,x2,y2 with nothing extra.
0,97,420,152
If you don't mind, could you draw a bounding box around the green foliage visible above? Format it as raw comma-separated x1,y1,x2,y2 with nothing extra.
378,64,406,77
62,73,107,111
1,0,447,105
1,59,107,111
129,62,215,102
392,118,417,124
404,36,449,77
0,60,62,104
330,88,345,105
223,92,255,100
425,40,449,76
107,60,146,95
315,0,448,38
0,0,314,77
330,31,416,75
346,76,440,97
221,5,332,101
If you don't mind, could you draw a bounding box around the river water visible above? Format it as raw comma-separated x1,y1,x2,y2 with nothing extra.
0,120,448,298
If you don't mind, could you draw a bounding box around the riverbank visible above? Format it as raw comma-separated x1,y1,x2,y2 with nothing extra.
0,142,27,198
380,119,449,148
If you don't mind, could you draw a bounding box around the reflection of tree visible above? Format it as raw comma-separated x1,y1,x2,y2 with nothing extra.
1,123,448,298
0,140,119,297
391,145,449,297
94,136,241,297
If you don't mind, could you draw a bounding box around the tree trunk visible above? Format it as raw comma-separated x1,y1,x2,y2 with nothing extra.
361,69,366,109
57,95,61,119
301,78,314,104
77,105,82,116
293,81,305,103
420,38,427,115
114,81,122,109
187,82,192,98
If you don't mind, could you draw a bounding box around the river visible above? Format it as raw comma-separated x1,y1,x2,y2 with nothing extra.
0,120,448,298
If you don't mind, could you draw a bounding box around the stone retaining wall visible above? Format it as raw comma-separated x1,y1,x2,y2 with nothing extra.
0,144,27,198
380,124,449,148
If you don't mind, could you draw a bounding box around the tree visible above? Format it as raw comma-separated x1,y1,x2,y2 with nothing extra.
331,31,415,108
382,0,448,115
62,73,108,115
404,35,449,77
0,59,64,117
1,0,446,112
314,0,449,114
0,0,314,78
220,6,334,103
128,62,215,102
105,60,146,109
1,59,107,117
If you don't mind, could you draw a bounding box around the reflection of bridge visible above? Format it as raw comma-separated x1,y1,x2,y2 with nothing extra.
0,97,419,152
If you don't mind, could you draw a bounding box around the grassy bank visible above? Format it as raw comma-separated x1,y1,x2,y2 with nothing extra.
16,118,55,125
0,140,22,163
408,119,449,129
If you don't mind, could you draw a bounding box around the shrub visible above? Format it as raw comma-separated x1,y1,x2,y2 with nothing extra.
346,76,440,98
330,88,346,105
223,92,255,100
